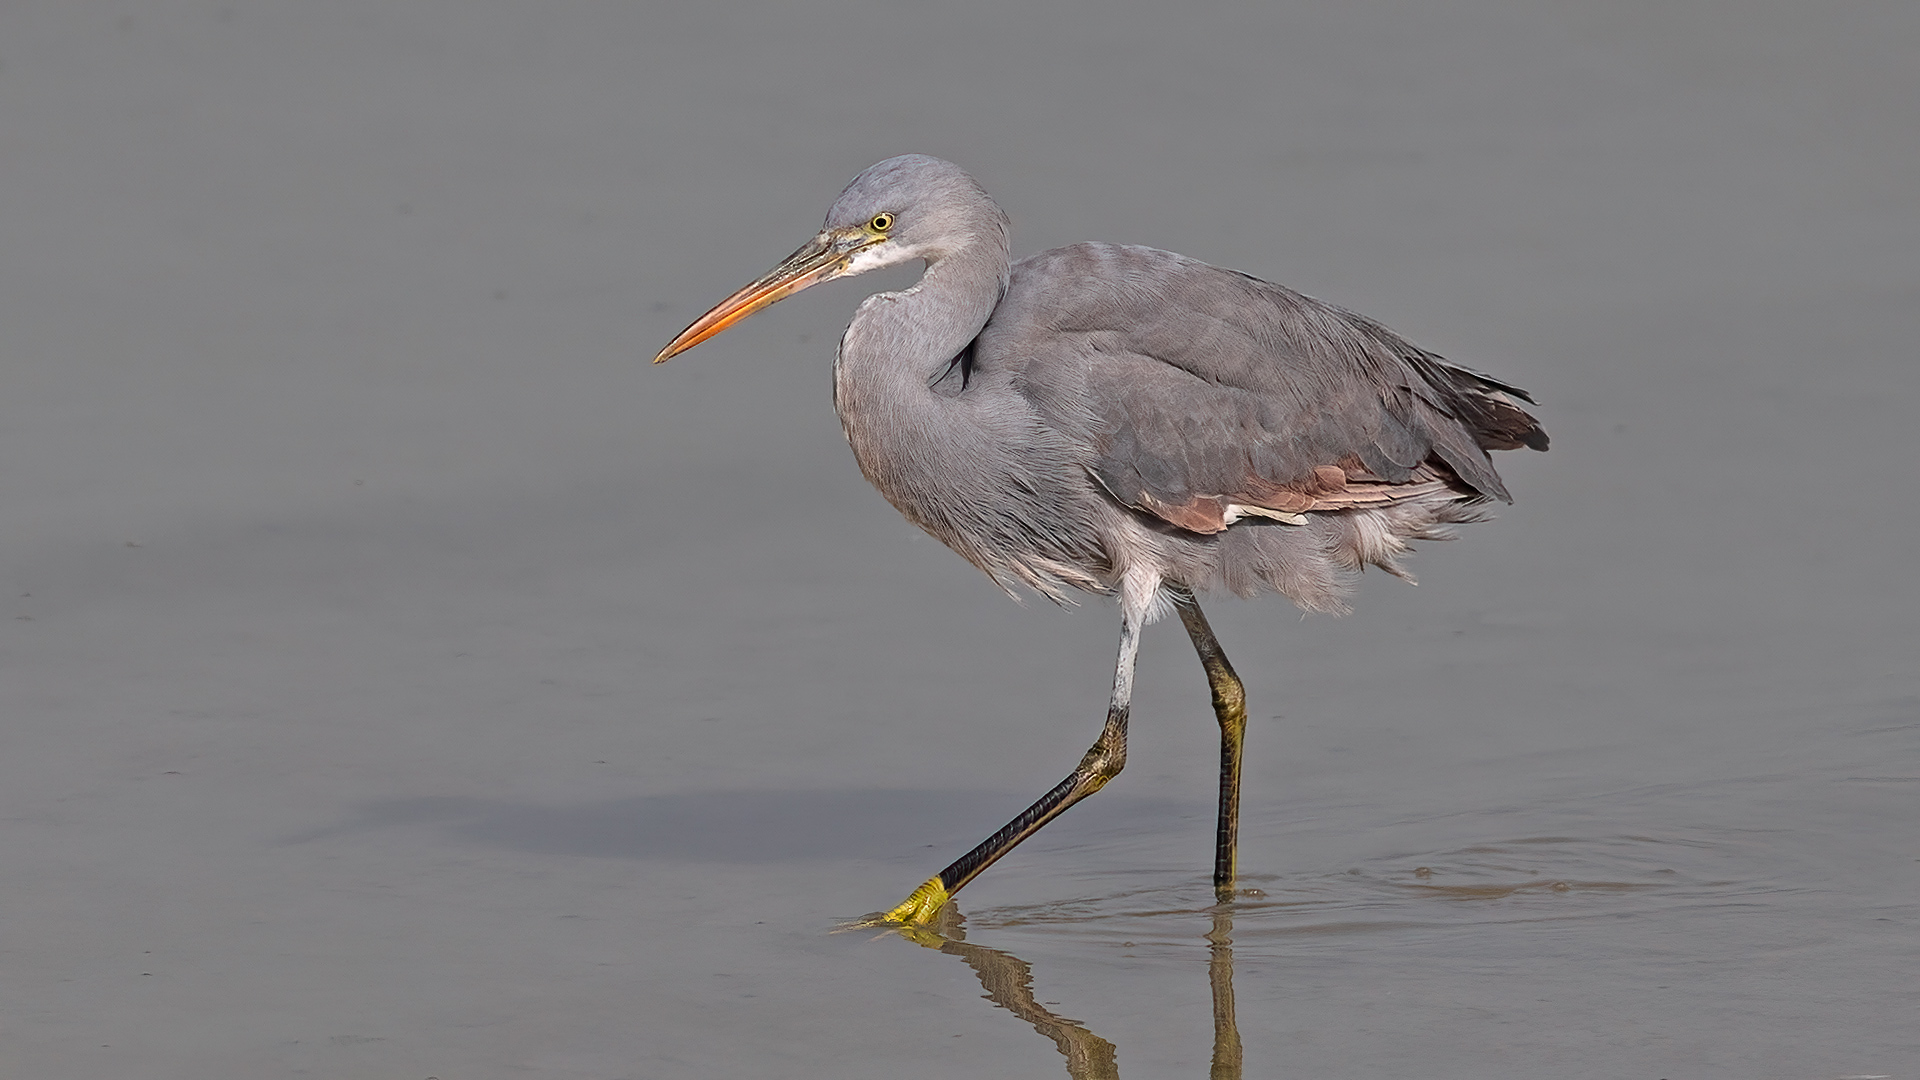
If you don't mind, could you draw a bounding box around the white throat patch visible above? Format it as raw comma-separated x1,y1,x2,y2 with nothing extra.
845,241,924,277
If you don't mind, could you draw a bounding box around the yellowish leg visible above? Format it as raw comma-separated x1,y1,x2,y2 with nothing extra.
1172,588,1248,900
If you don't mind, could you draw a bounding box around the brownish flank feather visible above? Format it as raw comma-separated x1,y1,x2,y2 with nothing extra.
1141,462,1459,536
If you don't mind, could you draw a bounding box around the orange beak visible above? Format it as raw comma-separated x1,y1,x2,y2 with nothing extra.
653,231,878,363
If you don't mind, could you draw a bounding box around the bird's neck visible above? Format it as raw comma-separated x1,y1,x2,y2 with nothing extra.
831,239,1010,539
834,241,1009,407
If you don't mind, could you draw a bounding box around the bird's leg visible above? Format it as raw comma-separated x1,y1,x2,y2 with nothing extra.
1170,586,1248,901
882,612,1141,925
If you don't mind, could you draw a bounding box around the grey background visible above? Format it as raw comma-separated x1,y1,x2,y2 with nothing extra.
1,2,1915,1077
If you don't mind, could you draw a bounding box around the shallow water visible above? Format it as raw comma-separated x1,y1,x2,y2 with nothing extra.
1,2,1916,1077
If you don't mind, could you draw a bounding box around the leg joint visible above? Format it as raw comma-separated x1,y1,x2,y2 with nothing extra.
1206,665,1248,728
1075,708,1129,789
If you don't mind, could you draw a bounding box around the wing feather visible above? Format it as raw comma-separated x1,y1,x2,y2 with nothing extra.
984,243,1546,536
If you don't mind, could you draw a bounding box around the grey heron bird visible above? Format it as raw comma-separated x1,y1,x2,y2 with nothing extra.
655,155,1546,924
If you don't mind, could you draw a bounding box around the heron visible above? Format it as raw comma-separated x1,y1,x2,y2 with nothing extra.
654,155,1547,925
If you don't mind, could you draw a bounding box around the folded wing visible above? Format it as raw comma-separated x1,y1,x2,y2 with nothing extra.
991,244,1547,535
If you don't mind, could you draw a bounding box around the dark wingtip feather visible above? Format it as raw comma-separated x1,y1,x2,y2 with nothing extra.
1406,353,1549,456
1471,397,1550,452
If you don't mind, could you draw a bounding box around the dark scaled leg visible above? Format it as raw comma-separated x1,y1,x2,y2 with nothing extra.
1170,586,1249,900
880,613,1142,925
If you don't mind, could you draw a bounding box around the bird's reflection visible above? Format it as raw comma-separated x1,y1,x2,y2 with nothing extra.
893,903,1243,1079
1204,907,1242,1080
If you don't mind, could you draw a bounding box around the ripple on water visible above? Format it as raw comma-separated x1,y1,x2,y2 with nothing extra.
966,829,1781,954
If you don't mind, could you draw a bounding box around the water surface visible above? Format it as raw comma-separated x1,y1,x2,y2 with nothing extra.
0,2,1914,1077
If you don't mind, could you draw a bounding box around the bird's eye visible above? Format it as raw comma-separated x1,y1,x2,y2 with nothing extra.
870,213,894,232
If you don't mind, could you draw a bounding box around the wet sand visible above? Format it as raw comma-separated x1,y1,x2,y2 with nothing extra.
1,2,1915,1077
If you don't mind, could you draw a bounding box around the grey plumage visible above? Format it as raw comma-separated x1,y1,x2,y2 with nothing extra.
818,158,1545,613
655,154,1546,921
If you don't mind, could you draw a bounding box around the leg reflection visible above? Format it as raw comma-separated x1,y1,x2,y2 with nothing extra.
899,908,1119,1080
891,902,1246,1080
1207,906,1243,1080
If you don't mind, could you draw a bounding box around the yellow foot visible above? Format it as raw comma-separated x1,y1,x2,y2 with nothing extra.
880,876,951,926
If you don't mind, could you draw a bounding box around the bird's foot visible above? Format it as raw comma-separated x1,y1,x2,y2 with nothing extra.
878,876,952,926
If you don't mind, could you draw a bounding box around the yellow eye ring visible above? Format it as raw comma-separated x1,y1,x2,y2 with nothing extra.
870,213,894,232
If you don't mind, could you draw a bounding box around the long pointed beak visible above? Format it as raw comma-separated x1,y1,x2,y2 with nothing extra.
653,232,873,363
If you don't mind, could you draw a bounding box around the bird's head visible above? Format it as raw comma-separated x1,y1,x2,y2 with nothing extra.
654,155,1006,363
